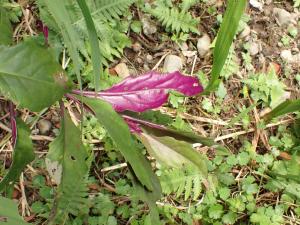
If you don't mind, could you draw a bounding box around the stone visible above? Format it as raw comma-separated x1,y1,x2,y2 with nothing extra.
163,55,183,73
132,42,142,52
249,0,263,11
141,16,157,35
197,34,211,57
239,25,251,39
249,41,260,56
146,54,153,63
273,8,296,26
280,50,294,63
136,57,143,64
179,42,189,51
114,63,130,78
38,119,52,135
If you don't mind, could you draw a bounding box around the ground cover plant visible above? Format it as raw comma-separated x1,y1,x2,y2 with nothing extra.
1,0,300,224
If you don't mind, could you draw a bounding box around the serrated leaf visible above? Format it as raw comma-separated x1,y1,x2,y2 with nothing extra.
0,9,13,45
80,97,160,191
184,176,193,200
0,118,34,192
193,176,202,200
0,196,30,225
159,165,203,200
205,0,247,93
47,111,90,221
0,38,72,111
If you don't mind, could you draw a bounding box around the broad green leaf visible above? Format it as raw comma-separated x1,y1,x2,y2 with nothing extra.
80,97,159,191
204,0,247,94
142,125,230,156
76,0,102,92
0,196,30,225
139,133,208,177
264,99,300,122
0,39,72,111
47,111,90,222
0,118,34,192
0,9,12,45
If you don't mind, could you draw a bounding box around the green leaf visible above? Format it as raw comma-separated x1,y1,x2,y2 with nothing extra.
140,133,208,177
208,204,224,219
141,124,230,155
0,118,34,192
204,0,247,93
47,111,90,222
0,196,30,225
75,0,102,91
264,99,300,122
159,165,203,200
222,212,237,224
0,9,13,45
0,38,72,111
80,97,159,191
148,7,199,34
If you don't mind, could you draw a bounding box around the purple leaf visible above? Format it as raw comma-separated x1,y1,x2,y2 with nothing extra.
77,71,203,112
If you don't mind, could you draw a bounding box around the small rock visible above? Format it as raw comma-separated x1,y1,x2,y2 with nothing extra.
141,16,157,35
179,42,189,51
265,0,272,5
146,54,153,63
249,0,263,11
31,129,39,135
163,55,183,73
182,50,197,58
293,53,300,64
197,34,211,57
273,8,296,26
38,119,52,135
280,50,294,63
136,57,143,64
239,25,251,39
132,42,142,52
249,41,260,56
114,63,130,78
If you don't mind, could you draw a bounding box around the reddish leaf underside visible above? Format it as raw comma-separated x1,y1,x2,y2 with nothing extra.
79,71,203,112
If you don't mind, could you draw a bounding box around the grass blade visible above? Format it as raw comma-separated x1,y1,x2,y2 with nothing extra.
264,99,300,122
75,0,102,92
204,0,247,94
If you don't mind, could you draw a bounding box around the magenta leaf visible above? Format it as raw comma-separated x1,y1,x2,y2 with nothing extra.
76,71,203,112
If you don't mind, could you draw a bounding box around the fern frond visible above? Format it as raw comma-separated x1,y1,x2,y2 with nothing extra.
85,0,134,23
159,165,203,201
148,7,199,34
180,0,199,12
37,0,132,66
220,45,239,80
54,179,90,222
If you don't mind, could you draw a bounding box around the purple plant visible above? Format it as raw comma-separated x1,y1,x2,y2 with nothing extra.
71,71,203,134
73,71,203,112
